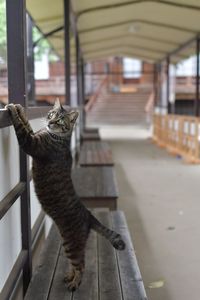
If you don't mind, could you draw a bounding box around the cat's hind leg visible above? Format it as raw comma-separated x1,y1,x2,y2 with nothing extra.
64,253,85,291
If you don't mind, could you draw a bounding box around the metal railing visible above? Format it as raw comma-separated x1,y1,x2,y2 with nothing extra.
0,106,49,300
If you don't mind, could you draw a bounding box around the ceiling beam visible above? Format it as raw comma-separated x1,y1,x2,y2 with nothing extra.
33,25,64,47
79,19,196,35
80,33,180,46
77,0,200,18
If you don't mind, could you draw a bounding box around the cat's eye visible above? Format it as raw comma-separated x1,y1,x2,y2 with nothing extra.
57,119,64,125
48,112,54,119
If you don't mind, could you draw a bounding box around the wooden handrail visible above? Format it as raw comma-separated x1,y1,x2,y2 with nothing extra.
145,90,155,113
85,76,108,112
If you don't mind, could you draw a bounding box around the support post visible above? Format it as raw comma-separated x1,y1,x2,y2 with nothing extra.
153,63,157,106
64,0,71,105
6,0,32,295
75,33,81,106
195,38,200,116
27,14,35,105
80,57,86,129
166,56,170,113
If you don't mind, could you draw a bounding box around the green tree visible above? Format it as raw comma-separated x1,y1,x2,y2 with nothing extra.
0,0,7,64
0,0,58,64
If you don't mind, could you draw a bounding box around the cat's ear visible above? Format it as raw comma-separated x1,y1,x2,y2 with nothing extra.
53,98,62,110
69,111,79,123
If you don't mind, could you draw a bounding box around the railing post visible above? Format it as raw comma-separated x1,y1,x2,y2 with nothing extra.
166,56,170,113
27,14,35,106
6,0,32,295
75,33,85,133
81,57,86,129
64,0,71,105
76,33,81,106
153,63,157,106
195,38,200,117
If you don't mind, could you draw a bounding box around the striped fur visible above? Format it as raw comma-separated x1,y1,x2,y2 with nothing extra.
6,101,125,291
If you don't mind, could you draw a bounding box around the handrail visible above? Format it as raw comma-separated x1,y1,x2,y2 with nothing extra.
145,90,155,113
0,106,50,299
85,76,108,112
0,106,52,129
0,182,26,220
0,105,79,129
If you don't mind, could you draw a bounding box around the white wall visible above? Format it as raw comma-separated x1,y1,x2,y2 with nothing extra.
0,118,50,292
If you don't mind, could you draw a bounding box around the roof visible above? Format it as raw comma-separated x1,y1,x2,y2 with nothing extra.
27,0,200,63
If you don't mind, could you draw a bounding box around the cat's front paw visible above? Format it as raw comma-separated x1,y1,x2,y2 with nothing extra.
5,104,18,120
5,103,17,115
15,104,24,112
15,104,25,117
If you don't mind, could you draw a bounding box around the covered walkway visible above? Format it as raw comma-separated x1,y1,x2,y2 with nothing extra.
107,135,200,300
1,0,200,299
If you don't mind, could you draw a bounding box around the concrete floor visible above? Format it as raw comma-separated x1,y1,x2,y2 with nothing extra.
108,138,200,300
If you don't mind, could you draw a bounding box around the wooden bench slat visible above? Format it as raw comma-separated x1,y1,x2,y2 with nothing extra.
81,132,100,142
25,210,147,300
73,231,98,300
72,167,118,200
111,211,148,300
25,226,61,300
96,211,123,300
48,247,72,300
79,141,113,166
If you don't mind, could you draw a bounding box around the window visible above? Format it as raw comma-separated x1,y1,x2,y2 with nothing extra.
176,55,197,77
123,58,142,79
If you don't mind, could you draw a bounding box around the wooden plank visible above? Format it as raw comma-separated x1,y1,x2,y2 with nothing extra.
81,131,100,141
24,226,61,300
72,167,118,199
84,128,99,134
111,211,148,300
96,211,123,300
79,141,113,166
73,231,98,300
48,247,72,300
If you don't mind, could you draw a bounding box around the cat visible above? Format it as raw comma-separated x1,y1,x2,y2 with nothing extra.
6,99,125,291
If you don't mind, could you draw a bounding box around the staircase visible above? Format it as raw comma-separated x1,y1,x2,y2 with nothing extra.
86,85,152,127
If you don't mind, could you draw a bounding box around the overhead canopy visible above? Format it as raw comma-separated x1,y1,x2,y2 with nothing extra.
27,0,200,63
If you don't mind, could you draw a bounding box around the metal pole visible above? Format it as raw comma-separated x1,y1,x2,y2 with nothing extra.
6,0,32,295
153,63,157,106
81,57,86,129
75,33,81,106
64,0,71,105
166,56,170,113
195,38,200,116
27,14,35,106
81,58,85,104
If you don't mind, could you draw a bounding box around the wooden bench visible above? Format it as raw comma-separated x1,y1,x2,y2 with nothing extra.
72,167,118,210
25,210,148,300
84,128,99,134
79,141,114,167
81,131,100,142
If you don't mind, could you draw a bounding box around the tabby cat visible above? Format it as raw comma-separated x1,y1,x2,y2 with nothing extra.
6,100,125,291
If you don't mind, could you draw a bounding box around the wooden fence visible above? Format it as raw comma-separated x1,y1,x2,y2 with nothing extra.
153,114,200,164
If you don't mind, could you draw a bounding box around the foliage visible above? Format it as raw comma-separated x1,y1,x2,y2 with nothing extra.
33,27,59,61
0,0,59,65
0,0,7,64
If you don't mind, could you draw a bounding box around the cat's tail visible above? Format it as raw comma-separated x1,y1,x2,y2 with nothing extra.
89,214,125,250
